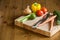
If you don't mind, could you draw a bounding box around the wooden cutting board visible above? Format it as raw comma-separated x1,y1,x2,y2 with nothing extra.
15,16,60,37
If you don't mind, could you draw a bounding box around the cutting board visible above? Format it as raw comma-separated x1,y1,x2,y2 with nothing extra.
15,16,60,37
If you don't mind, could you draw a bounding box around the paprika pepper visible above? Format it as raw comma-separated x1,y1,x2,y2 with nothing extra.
31,3,41,12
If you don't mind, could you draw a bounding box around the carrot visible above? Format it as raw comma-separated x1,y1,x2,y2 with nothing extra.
49,19,54,31
38,15,56,27
41,12,48,18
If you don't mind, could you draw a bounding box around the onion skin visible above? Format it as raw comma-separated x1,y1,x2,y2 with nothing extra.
23,6,32,15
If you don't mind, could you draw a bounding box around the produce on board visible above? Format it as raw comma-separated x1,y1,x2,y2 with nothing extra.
22,2,48,21
19,2,60,30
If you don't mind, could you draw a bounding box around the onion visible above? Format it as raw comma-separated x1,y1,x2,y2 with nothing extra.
23,5,32,15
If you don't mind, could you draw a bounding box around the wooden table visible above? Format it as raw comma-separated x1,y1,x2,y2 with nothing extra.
0,24,60,40
0,0,60,40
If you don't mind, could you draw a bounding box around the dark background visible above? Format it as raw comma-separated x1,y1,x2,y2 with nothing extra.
0,0,60,40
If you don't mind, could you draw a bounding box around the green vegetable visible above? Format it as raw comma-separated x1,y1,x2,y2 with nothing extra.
29,13,36,20
57,20,60,25
21,18,28,22
20,14,31,22
53,10,60,25
20,13,36,22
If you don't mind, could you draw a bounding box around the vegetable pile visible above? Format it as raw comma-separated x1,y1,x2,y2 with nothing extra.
22,2,48,22
20,2,60,27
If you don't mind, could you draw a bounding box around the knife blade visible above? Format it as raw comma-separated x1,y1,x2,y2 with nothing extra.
32,13,50,28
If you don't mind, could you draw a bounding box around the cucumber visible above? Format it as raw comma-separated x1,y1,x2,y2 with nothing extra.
53,10,60,20
57,20,60,25
53,10,60,25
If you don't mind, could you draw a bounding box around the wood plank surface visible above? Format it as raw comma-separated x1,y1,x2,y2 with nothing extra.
0,0,60,40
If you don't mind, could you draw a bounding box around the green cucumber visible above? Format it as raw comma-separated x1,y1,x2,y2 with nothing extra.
57,20,60,25
53,10,60,25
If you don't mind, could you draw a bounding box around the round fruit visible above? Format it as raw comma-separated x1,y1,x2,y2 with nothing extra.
41,7,47,13
36,10,44,16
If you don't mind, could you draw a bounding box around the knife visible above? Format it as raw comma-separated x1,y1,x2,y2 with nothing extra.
32,13,50,28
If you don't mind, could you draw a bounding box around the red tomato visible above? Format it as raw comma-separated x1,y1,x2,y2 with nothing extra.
41,7,47,13
36,10,44,16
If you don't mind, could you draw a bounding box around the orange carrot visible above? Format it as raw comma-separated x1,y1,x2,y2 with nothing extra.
49,19,54,31
38,15,56,27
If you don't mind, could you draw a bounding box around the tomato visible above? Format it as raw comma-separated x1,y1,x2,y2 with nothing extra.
36,10,44,16
41,7,47,13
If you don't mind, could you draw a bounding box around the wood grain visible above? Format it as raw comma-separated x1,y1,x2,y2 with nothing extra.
0,0,60,40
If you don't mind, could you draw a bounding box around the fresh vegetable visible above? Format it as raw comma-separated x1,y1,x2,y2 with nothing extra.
43,13,50,19
36,10,44,16
29,13,36,20
23,6,32,15
53,10,60,25
41,7,47,13
33,12,48,26
53,10,60,20
38,15,56,26
20,14,31,22
56,20,60,25
41,13,50,23
31,2,41,12
20,13,36,22
21,17,29,22
49,19,54,30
